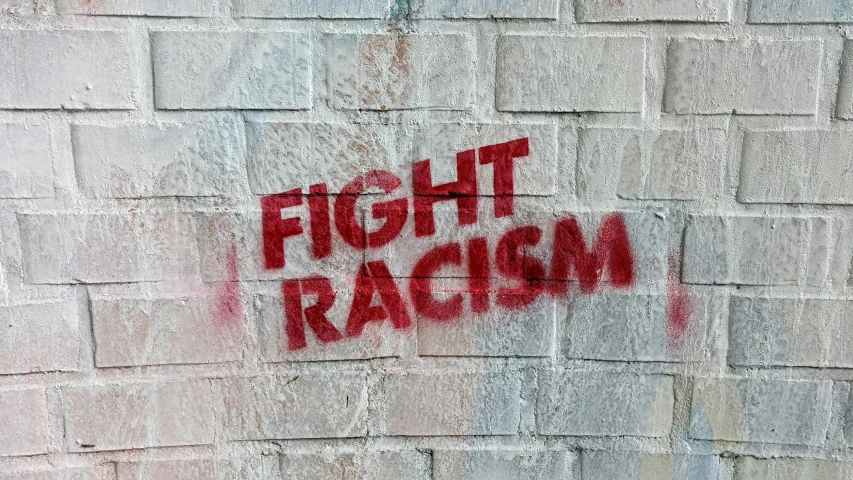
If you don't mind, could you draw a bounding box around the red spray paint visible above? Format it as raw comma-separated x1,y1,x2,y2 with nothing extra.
666,247,693,350
255,136,640,351
213,242,244,329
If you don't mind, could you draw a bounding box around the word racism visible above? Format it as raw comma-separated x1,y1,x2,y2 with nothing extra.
261,138,635,351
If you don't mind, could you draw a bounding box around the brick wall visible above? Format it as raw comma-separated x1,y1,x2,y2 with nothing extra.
1,0,853,479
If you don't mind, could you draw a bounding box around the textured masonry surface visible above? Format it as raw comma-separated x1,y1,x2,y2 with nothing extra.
1,0,853,479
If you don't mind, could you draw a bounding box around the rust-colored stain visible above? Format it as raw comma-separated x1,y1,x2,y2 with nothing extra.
359,36,411,106
80,0,107,14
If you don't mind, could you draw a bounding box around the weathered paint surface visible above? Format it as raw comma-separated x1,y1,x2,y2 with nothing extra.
1,1,852,478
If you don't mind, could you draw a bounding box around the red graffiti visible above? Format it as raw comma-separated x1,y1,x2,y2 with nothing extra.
213,242,244,328
410,243,464,321
666,247,693,350
283,276,342,351
335,170,408,249
259,137,637,350
548,214,634,295
307,183,332,259
496,226,546,309
479,137,529,217
467,237,490,313
261,188,303,270
346,261,412,337
412,148,479,237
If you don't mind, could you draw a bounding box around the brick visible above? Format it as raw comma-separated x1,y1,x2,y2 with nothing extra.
664,39,820,115
254,283,413,362
0,300,80,374
565,292,722,362
235,0,389,18
215,373,367,440
280,451,431,479
117,460,214,480
836,41,853,118
734,457,853,479
411,0,558,18
537,371,673,437
153,32,311,110
117,459,281,480
688,378,832,445
0,1,33,14
417,284,556,357
577,0,729,22
217,457,282,480
748,0,853,23
0,389,49,456
495,36,645,113
0,30,135,109
18,213,197,284
63,379,213,452
396,123,558,198
596,210,675,288
117,458,282,480
91,293,245,367
196,211,363,281
729,297,853,368
682,216,830,286
577,127,727,200
372,372,521,436
434,450,576,480
0,124,54,199
57,0,217,16
72,118,246,198
327,34,475,110
245,122,395,195
0,469,95,480
846,396,853,446
739,130,853,204
581,451,721,480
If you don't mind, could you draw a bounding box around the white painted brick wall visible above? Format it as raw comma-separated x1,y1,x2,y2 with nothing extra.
536,371,674,437
0,300,79,374
577,127,727,200
72,117,247,198
434,450,575,479
56,0,219,17
371,372,521,435
412,0,558,19
0,469,97,480
581,451,722,480
214,373,368,440
63,380,214,452
0,123,54,198
748,0,853,23
576,0,730,22
1,1,853,478
739,129,853,204
152,31,312,110
688,378,833,446
0,30,137,109
496,36,645,112
735,457,853,479
235,0,391,19
279,451,431,479
0,389,50,456
328,34,476,110
664,39,821,115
